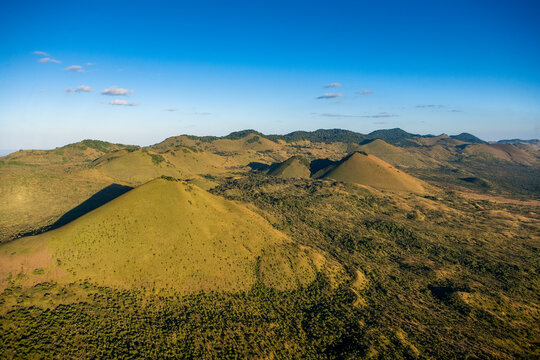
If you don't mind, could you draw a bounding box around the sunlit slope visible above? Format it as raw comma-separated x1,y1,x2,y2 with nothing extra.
267,156,310,178
316,152,426,193
94,149,186,185
461,143,538,165
0,178,319,293
353,139,437,168
0,141,134,242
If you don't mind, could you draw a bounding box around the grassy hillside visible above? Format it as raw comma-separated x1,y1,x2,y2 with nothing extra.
314,152,426,193
0,178,326,295
353,139,437,168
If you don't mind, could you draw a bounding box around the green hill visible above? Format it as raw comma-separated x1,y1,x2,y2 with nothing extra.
368,128,419,146
450,133,486,144
0,178,323,294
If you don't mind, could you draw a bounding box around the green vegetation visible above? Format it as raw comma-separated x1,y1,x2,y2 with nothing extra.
124,145,140,152
0,276,364,359
81,139,113,153
210,175,539,358
246,135,261,144
149,153,164,165
268,128,369,144
224,129,265,140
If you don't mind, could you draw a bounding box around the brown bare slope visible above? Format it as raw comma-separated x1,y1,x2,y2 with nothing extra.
315,151,425,193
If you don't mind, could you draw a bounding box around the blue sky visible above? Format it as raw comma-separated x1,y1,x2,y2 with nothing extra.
1,0,539,149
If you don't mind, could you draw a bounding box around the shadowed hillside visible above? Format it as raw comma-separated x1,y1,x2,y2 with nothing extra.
18,184,132,237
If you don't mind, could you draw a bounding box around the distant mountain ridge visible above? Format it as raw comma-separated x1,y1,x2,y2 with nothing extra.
497,138,539,144
450,133,486,144
221,128,490,147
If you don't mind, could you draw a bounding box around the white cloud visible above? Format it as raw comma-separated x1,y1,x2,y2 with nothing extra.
64,88,73,93
86,62,94,66
75,85,92,92
101,86,134,96
109,99,137,106
165,108,177,112
324,83,341,88
316,93,343,99
357,90,373,95
33,51,50,56
39,57,61,64
65,65,84,72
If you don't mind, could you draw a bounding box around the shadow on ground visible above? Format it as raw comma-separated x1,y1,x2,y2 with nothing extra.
17,183,133,238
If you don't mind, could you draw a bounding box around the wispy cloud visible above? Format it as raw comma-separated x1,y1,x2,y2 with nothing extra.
109,99,137,106
165,108,177,112
324,83,341,88
364,112,397,118
33,51,50,57
317,93,343,99
319,113,360,118
39,57,61,64
65,65,84,72
86,62,94,66
314,112,397,118
449,109,463,113
101,86,134,96
357,90,373,95
75,85,92,92
33,51,61,63
195,112,212,115
416,104,445,108
65,85,92,93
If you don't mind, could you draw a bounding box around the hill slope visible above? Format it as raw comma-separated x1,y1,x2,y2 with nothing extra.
354,139,436,168
267,156,310,178
315,152,426,193
0,178,321,294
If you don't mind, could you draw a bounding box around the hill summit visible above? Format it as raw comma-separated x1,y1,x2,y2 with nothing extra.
0,178,323,294
267,156,310,179
314,152,426,193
